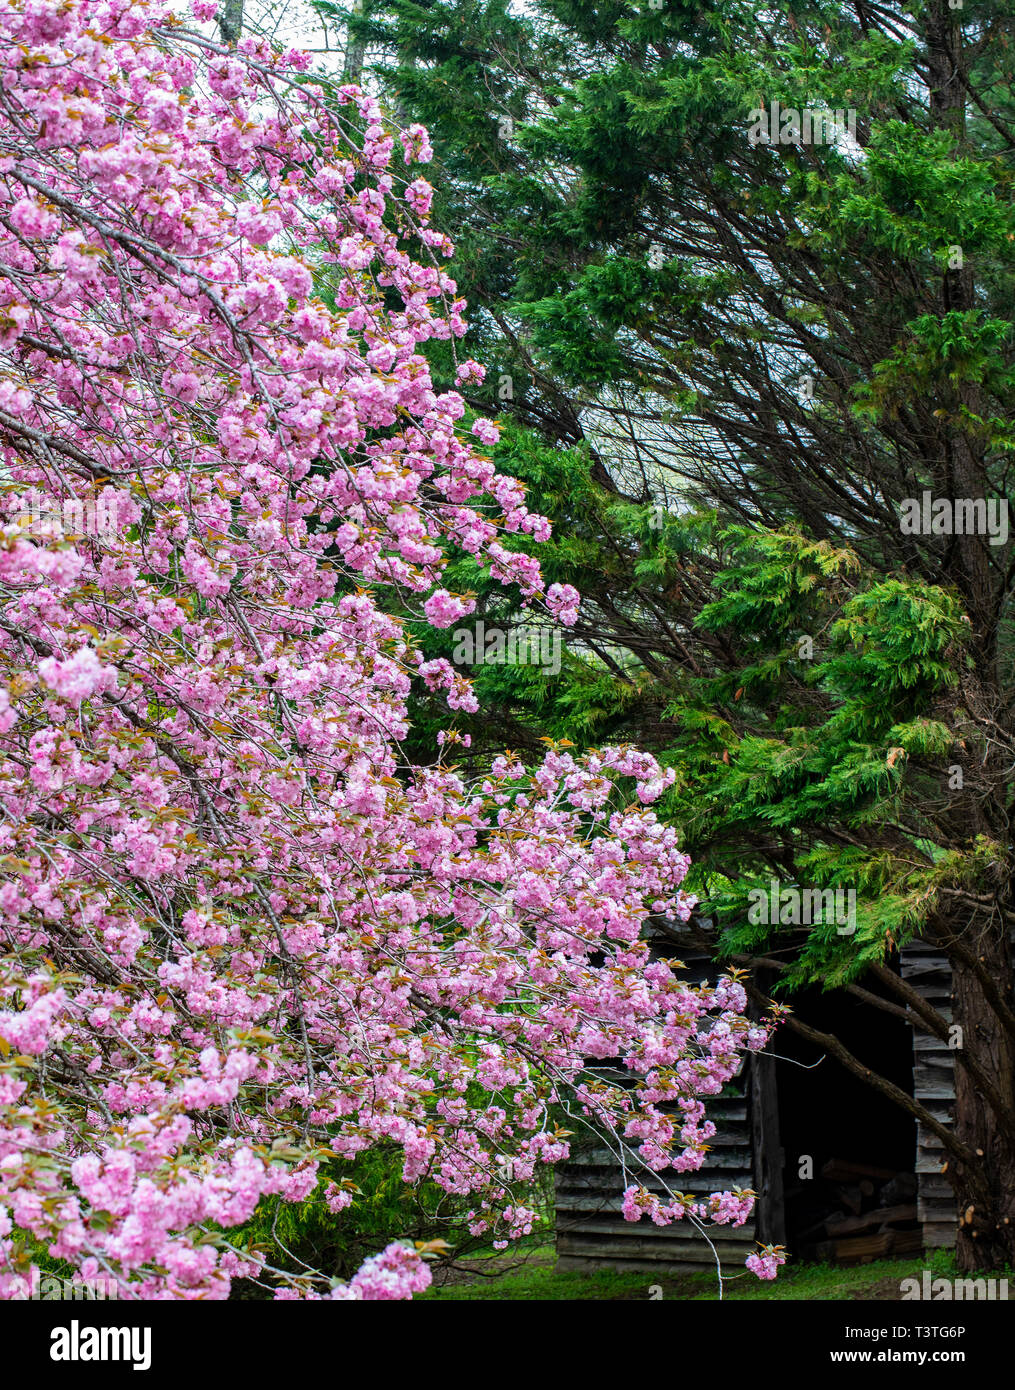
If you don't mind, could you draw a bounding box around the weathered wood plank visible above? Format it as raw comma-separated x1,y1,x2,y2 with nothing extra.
556,1252,747,1274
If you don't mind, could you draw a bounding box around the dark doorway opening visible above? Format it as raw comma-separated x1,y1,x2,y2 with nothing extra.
774,976,917,1259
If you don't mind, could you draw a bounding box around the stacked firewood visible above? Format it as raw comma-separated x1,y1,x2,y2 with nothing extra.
795,1159,923,1264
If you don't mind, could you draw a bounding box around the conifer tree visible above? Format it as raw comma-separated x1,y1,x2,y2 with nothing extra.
346,0,1015,1268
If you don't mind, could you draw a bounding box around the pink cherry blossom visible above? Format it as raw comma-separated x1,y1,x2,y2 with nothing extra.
546,582,581,627
0,0,775,1301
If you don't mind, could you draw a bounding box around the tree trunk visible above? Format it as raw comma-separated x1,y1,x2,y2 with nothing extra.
344,0,369,84
948,927,1015,1269
218,0,243,46
924,0,994,630
919,0,1015,1272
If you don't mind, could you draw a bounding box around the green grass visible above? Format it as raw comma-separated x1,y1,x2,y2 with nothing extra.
422,1247,971,1301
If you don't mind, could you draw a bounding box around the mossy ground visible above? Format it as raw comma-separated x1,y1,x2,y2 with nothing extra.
422,1243,997,1301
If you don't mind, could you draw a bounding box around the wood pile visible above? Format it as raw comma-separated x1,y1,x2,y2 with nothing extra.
794,1159,922,1265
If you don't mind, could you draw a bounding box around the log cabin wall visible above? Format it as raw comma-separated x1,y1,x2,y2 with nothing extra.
553,940,957,1270
553,1081,758,1273
902,944,957,1249
554,947,759,1273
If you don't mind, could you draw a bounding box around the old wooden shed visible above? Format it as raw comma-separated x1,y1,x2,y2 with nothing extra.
554,938,956,1272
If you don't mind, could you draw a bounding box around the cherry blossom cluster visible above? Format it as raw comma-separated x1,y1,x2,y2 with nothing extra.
0,0,774,1299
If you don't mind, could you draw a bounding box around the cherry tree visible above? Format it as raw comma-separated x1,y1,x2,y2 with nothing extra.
0,0,780,1299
